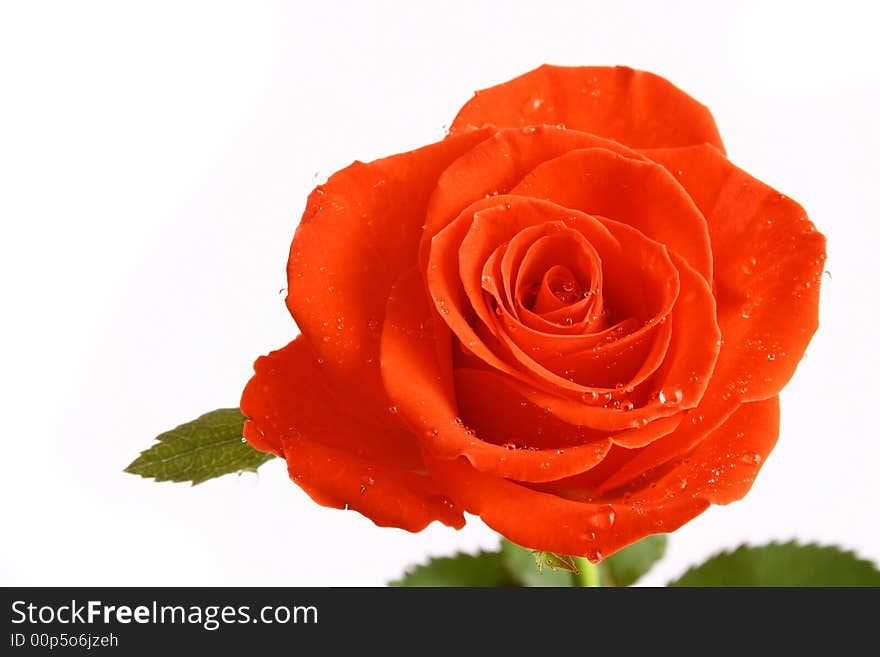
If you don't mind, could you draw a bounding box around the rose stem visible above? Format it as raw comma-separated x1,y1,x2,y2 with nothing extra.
572,556,602,587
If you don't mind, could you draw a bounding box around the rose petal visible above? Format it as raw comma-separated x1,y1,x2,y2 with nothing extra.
479,248,718,437
431,197,680,399
642,144,826,400
425,397,777,559
448,64,725,153
241,335,463,531
510,147,713,283
420,126,646,268
287,128,492,416
381,268,615,483
597,146,826,489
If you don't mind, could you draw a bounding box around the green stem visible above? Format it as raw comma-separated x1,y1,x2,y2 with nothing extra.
573,557,602,587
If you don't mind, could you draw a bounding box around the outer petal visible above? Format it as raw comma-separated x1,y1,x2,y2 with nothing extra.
287,128,493,417
449,65,725,153
240,335,464,531
597,146,826,490
641,144,825,400
426,397,779,559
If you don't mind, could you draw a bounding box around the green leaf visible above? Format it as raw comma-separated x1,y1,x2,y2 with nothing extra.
669,542,880,587
601,534,667,587
390,551,514,587
499,540,575,587
125,408,275,485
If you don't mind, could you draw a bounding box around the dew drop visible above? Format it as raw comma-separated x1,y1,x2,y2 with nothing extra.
620,400,634,412
581,391,600,403
741,452,763,465
589,505,616,530
658,387,683,406
388,405,399,415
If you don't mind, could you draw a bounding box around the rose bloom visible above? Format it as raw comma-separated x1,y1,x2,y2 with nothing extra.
241,65,825,560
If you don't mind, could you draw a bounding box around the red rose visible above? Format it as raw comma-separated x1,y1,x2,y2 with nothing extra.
241,65,826,560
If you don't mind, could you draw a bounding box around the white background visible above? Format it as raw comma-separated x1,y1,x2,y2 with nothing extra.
2,0,878,586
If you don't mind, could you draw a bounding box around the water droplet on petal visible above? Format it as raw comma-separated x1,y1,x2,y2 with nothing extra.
658,387,683,406
589,505,616,530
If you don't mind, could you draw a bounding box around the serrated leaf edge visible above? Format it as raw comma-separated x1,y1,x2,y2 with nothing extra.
669,540,880,586
124,409,275,485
